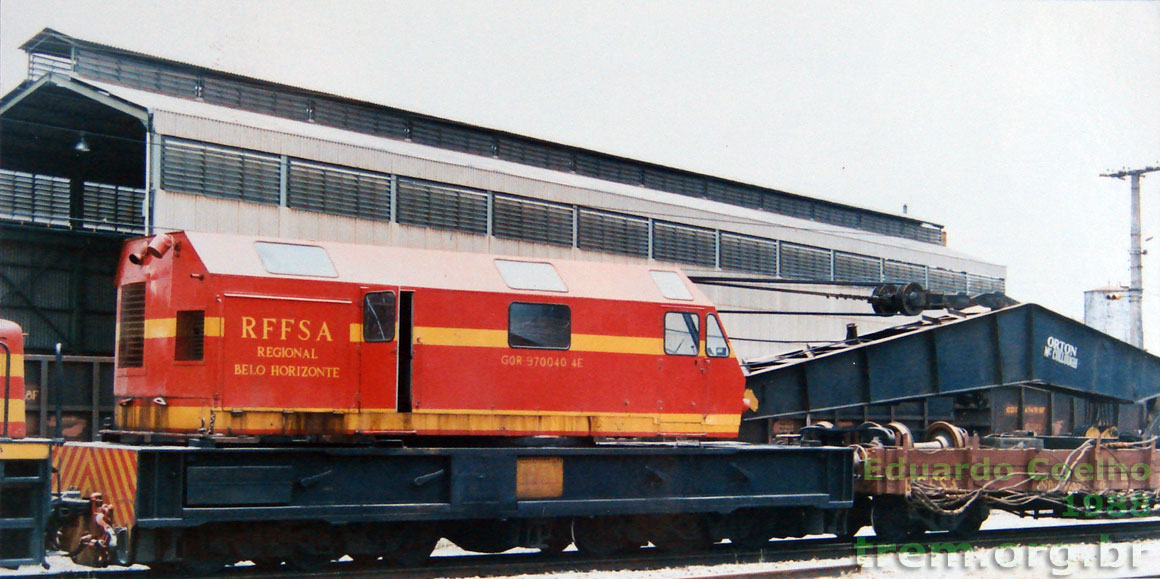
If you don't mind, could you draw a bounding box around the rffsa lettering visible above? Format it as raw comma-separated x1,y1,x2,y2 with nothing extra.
240,317,333,341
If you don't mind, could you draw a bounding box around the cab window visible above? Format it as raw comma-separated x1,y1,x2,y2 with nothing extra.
363,292,396,342
509,303,570,349
175,310,205,361
706,314,730,358
664,312,700,356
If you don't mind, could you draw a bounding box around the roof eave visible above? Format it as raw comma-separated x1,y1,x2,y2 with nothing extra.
0,73,150,125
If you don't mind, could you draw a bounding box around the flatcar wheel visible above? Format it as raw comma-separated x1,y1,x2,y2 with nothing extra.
249,558,282,569
871,497,924,543
348,554,380,566
728,522,772,550
839,496,873,539
540,523,573,553
180,527,232,575
949,502,990,537
384,527,438,567
572,517,641,556
645,514,712,552
180,556,228,576
285,548,331,573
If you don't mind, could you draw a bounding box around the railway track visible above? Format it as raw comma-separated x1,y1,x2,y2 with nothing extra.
31,518,1160,579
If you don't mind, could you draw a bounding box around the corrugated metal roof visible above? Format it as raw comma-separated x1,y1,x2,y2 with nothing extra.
15,28,941,241
73,79,997,272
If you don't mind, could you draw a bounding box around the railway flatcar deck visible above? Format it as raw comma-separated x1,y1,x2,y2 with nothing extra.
53,441,852,570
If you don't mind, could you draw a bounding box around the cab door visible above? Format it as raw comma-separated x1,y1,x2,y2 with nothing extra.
701,312,737,419
359,290,399,410
662,310,711,418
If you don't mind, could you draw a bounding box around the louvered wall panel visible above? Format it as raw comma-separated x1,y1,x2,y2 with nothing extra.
411,119,496,157
83,182,145,232
160,140,280,204
762,195,813,220
575,153,643,185
202,77,311,120
287,161,390,221
0,169,70,226
720,233,777,275
496,137,574,172
577,209,649,257
781,243,832,280
312,100,409,139
492,195,573,246
968,274,1006,294
834,251,881,282
395,178,487,235
653,221,716,267
29,54,71,79
706,181,763,209
884,260,928,284
118,282,146,367
873,214,906,237
642,168,706,198
928,268,969,293
814,204,861,229
75,49,198,97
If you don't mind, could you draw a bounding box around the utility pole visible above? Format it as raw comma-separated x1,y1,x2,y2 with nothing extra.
1100,165,1160,349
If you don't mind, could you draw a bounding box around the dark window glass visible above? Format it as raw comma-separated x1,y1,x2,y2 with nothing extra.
363,292,397,342
705,314,730,358
664,312,700,356
175,310,205,361
509,303,570,350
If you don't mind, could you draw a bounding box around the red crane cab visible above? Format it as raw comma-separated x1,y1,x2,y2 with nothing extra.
113,231,746,440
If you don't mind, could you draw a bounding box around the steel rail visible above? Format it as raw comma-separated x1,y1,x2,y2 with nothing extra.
33,518,1160,578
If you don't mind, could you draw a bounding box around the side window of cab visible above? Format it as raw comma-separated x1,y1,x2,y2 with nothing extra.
705,314,730,358
363,292,397,342
664,312,700,356
509,303,571,350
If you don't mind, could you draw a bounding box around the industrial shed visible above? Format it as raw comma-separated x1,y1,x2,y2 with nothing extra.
0,29,1005,434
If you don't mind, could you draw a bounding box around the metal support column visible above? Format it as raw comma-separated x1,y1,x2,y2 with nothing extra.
1101,166,1160,349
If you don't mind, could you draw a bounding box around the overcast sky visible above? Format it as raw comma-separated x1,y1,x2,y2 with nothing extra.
3,1,1159,346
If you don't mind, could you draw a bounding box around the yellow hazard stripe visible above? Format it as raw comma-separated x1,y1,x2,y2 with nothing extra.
415,327,664,355
0,398,24,419
146,319,680,357
143,318,175,339
117,405,742,435
415,327,506,348
56,445,140,527
204,317,224,337
0,354,23,379
143,317,224,339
